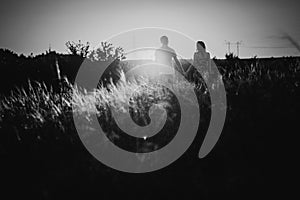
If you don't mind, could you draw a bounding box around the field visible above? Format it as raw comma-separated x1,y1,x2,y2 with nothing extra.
0,48,299,199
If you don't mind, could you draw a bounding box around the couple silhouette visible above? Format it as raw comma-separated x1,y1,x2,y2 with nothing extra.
154,35,210,81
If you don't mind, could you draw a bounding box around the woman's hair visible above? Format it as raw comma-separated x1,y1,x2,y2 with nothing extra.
197,41,206,50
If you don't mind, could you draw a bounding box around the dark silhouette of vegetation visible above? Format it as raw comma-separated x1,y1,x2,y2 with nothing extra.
0,41,126,94
0,44,299,199
225,52,239,60
88,42,126,61
65,40,90,57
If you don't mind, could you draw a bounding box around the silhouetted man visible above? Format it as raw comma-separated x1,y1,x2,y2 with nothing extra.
155,36,184,77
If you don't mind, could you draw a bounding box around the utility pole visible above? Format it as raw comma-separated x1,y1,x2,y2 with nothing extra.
48,43,52,53
236,41,242,57
225,40,242,57
225,40,231,54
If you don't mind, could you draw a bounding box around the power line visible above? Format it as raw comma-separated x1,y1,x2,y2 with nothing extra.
242,46,295,49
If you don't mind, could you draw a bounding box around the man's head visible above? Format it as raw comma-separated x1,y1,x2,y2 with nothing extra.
160,36,169,45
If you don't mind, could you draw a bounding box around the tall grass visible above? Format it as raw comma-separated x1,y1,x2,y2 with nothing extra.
0,57,299,143
0,69,199,138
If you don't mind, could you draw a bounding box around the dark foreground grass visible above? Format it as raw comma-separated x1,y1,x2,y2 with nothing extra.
0,58,299,199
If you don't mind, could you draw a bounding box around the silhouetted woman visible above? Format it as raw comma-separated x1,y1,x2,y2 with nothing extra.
186,41,211,83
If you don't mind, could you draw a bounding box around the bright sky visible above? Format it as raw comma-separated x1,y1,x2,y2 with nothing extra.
0,0,299,58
